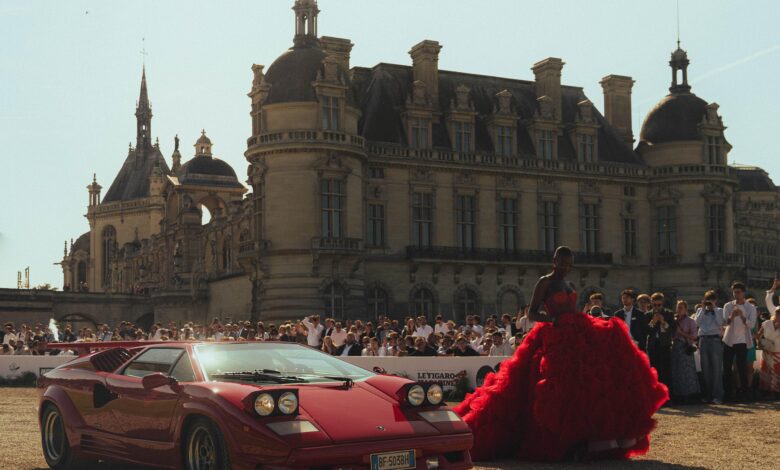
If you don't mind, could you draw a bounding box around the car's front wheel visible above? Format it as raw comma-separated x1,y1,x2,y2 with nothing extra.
185,417,232,470
41,403,87,470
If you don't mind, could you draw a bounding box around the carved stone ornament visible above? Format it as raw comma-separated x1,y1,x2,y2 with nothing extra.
322,56,340,83
411,167,434,182
700,183,731,202
578,181,601,196
410,80,428,106
251,64,266,89
647,185,683,203
455,172,476,186
455,84,471,111
577,99,594,123
496,89,512,114
536,95,555,120
537,176,560,193
705,103,721,125
497,175,518,188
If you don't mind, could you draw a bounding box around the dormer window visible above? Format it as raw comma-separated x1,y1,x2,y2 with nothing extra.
321,96,341,130
706,136,723,165
577,134,595,162
537,130,554,160
453,121,473,153
495,126,513,156
410,117,430,148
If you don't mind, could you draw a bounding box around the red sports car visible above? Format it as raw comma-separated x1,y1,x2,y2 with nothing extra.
38,341,474,470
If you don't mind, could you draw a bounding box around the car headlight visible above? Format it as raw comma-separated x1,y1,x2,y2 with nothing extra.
254,393,275,416
407,384,425,406
278,391,298,415
426,384,443,405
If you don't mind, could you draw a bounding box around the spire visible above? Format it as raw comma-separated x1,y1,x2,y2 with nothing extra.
292,0,320,47
135,66,153,150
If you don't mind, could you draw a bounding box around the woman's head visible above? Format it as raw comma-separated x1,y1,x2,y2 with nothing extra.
676,300,688,315
552,246,573,275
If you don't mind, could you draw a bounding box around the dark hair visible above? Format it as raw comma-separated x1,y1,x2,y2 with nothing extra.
731,281,746,291
621,289,637,299
703,290,717,301
589,292,604,301
553,246,573,259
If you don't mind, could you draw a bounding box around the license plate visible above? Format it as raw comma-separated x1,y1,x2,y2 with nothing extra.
370,450,416,470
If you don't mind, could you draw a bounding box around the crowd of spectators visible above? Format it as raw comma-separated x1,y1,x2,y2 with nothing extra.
2,280,779,404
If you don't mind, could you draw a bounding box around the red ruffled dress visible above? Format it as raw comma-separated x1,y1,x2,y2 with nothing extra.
454,291,668,461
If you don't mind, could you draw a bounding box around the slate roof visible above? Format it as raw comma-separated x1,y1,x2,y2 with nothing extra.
177,156,244,189
640,92,709,144
734,167,778,192
102,147,171,203
71,231,90,254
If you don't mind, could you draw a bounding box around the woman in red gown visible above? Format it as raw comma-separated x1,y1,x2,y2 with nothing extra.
455,246,668,461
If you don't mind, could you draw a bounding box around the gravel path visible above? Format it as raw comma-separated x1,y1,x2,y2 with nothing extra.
3,388,777,470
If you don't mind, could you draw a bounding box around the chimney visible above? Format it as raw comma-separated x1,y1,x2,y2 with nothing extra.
600,74,635,146
320,36,354,71
409,40,442,101
531,58,564,120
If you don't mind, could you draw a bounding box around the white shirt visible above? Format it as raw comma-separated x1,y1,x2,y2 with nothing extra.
434,323,450,335
330,329,347,347
340,342,359,356
722,300,757,347
471,324,484,336
517,316,536,334
378,345,392,357
414,325,433,338
490,341,514,357
3,332,17,345
760,319,780,352
301,318,324,347
618,306,633,332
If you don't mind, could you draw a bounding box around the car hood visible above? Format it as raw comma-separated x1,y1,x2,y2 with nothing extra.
298,382,439,443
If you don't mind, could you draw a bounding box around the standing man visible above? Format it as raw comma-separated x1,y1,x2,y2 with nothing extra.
615,289,649,351
646,292,676,388
414,316,434,338
695,290,725,404
722,281,758,402
301,315,324,348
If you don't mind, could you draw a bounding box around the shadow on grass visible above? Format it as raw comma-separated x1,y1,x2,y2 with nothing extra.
656,401,780,418
473,459,711,469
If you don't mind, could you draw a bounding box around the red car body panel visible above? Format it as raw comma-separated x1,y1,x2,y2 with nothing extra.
38,342,474,470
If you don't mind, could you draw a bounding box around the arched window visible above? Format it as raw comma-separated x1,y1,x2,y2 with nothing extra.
455,288,479,322
368,286,389,319
102,226,116,288
412,287,435,320
498,290,520,315
77,261,87,287
324,282,344,318
221,237,232,272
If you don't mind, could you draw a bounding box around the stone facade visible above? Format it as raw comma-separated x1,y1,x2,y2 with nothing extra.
55,0,778,326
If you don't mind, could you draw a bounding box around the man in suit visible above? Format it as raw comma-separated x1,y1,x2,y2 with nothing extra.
615,289,649,351
338,333,363,356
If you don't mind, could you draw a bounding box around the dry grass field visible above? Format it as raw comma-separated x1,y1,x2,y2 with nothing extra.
2,387,778,470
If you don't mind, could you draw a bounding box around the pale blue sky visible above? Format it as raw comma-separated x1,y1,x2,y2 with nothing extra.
1,0,778,288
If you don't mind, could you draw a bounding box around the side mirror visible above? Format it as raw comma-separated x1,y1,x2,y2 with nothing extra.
142,372,177,390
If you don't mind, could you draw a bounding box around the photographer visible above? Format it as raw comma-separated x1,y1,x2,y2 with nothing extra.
695,290,725,404
722,281,757,402
646,292,676,389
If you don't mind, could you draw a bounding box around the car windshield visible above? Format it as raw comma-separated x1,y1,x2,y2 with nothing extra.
194,342,374,384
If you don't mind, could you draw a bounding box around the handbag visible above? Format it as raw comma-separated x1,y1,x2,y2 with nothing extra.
757,337,775,351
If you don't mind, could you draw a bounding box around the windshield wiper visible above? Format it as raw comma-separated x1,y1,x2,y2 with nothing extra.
255,369,356,388
211,370,305,384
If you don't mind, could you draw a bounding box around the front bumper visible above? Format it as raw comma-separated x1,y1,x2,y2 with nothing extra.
241,433,473,470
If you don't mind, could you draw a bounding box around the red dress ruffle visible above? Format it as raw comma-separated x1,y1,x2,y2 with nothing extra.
454,291,668,461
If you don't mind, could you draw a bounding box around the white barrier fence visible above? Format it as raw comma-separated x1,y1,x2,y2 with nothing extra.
0,355,509,390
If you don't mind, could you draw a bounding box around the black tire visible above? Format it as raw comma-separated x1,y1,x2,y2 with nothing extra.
184,417,232,470
40,403,85,470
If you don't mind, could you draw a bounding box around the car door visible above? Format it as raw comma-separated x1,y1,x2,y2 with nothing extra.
105,347,184,442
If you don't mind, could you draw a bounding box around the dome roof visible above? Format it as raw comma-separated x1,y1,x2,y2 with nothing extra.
196,132,212,146
71,231,90,254
639,92,708,144
177,156,244,188
264,45,328,105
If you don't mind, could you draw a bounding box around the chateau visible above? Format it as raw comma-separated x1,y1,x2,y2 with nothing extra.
56,0,779,328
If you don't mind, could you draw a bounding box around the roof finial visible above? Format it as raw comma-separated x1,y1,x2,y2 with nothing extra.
676,0,680,49
141,37,148,69
92,173,96,183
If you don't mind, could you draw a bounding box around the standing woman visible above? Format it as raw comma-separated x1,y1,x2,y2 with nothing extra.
670,300,700,404
758,280,780,397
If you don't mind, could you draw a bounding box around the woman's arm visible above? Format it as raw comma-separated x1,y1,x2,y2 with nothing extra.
527,277,553,323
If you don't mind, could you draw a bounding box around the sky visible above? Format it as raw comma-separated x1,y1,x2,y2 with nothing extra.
1,0,779,288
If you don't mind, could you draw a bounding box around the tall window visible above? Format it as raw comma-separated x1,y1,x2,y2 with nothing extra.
453,122,473,152
537,130,554,160
412,287,434,319
253,182,264,240
656,206,677,257
707,204,726,254
221,237,232,271
367,204,385,247
455,288,479,322
496,126,513,156
624,218,637,257
324,283,344,318
498,197,518,250
455,195,476,250
368,286,388,319
541,201,559,253
581,203,600,254
321,96,340,130
77,261,87,287
321,179,344,238
412,192,433,248
578,134,595,162
410,118,429,148
102,226,116,288
706,136,722,165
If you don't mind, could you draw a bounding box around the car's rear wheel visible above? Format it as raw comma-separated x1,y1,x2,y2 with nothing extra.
41,403,85,470
185,417,232,470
